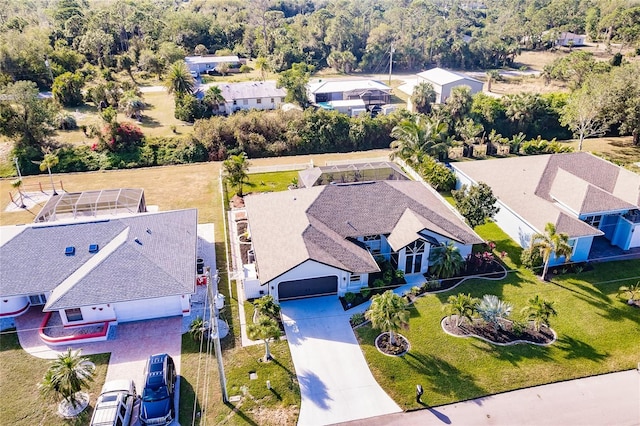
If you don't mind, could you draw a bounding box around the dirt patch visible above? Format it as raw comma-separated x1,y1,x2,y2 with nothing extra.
442,316,555,345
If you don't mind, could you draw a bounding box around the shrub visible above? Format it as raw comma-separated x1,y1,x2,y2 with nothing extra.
521,246,543,270
350,312,366,326
239,64,253,73
410,286,421,296
420,157,456,191
423,280,441,291
361,288,371,299
372,278,386,289
99,122,144,153
344,292,356,304
511,320,526,336
54,113,77,130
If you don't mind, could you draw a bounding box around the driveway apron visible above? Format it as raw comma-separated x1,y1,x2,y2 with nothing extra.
281,296,401,426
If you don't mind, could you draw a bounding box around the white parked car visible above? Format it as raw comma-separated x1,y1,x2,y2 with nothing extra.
90,379,137,426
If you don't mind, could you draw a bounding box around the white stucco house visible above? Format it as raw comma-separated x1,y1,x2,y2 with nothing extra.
556,32,586,47
453,152,640,265
0,209,198,328
306,79,391,107
185,55,241,74
242,180,482,302
414,67,484,104
216,81,286,114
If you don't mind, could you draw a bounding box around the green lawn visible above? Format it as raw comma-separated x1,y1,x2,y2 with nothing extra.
357,223,640,410
0,330,110,426
246,171,300,194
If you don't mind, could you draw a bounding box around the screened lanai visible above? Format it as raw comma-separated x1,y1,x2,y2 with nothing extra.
298,161,409,188
34,188,146,223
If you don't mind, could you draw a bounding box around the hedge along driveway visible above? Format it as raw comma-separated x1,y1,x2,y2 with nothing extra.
357,226,640,410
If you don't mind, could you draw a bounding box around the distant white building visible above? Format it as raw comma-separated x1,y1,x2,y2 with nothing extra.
306,79,391,106
216,81,286,114
556,32,586,47
185,55,241,74
414,67,483,104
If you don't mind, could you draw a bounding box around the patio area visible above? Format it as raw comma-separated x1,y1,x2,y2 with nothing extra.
588,236,640,262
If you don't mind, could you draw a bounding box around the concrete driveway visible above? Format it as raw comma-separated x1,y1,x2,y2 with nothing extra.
281,296,401,426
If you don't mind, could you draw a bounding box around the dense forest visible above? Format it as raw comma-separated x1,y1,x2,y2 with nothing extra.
0,0,639,177
1,0,639,87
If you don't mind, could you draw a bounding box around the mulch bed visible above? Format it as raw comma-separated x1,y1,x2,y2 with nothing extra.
236,221,252,264
375,332,410,356
230,195,245,208
442,316,555,345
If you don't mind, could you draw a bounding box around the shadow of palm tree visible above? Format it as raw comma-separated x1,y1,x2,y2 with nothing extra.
471,340,553,366
555,335,608,361
223,401,259,426
402,352,486,401
298,370,332,409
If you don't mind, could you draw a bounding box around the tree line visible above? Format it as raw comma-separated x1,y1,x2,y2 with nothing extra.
1,0,638,89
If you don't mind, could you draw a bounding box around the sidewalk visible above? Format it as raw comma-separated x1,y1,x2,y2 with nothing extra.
336,369,640,426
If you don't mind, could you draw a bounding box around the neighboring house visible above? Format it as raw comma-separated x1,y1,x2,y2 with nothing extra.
306,79,391,106
453,152,640,265
243,180,482,302
414,67,484,104
556,32,586,47
0,209,198,327
185,55,241,74
216,81,286,114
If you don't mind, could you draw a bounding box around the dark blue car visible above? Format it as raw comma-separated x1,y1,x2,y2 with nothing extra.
139,354,176,425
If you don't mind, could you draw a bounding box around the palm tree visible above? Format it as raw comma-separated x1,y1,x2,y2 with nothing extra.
39,150,59,195
203,85,225,114
365,290,410,346
189,316,208,341
411,82,436,114
428,241,465,279
253,295,281,322
442,293,478,326
476,295,512,331
390,115,449,165
39,348,95,410
11,179,26,208
223,152,250,196
247,316,281,362
521,295,557,331
531,222,573,280
618,282,640,305
120,91,145,120
255,56,269,81
164,60,195,97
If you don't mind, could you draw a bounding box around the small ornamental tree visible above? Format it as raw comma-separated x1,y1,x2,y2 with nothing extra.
366,290,410,346
247,316,281,362
39,348,95,413
531,222,572,280
452,182,500,228
52,71,84,107
253,295,281,321
521,295,557,331
442,293,478,326
476,295,512,331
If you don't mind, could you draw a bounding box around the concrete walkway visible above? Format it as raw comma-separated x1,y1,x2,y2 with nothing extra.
337,369,640,426
281,296,401,426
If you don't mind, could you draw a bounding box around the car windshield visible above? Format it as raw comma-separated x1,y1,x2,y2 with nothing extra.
142,386,169,402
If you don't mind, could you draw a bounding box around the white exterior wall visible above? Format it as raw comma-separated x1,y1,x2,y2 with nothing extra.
0,296,29,317
61,303,116,326
267,260,349,302
223,97,284,114
346,273,368,293
440,81,483,103
112,296,186,323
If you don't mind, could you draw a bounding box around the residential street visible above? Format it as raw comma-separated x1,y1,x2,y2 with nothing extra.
337,369,640,426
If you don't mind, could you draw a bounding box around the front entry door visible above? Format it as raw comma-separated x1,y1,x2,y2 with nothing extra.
404,240,426,274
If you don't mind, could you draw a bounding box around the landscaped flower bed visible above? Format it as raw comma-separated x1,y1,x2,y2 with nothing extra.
442,316,556,346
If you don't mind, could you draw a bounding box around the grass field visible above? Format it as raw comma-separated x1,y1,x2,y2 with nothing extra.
357,223,640,410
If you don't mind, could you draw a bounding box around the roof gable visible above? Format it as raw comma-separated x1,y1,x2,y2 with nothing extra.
0,210,198,308
417,67,481,86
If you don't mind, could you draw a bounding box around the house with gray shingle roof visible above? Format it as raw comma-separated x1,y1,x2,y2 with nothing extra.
452,152,640,265
0,210,198,329
242,180,482,301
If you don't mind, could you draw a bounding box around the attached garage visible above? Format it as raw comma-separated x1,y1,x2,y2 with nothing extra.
278,276,338,301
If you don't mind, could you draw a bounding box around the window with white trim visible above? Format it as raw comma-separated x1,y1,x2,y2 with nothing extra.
257,98,262,104
584,215,602,228
65,308,83,322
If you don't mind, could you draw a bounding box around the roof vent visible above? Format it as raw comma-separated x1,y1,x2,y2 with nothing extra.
89,244,99,253
65,246,75,256
146,228,152,234
134,238,143,245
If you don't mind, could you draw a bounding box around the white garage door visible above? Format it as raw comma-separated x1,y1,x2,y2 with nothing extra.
114,296,183,323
